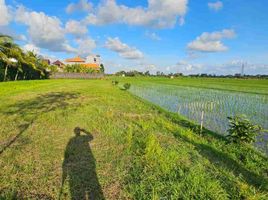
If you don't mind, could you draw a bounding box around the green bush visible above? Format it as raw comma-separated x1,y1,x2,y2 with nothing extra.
123,83,131,90
227,115,262,143
64,64,98,74
112,80,119,85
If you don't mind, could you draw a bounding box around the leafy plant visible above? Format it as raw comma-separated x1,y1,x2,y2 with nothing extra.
100,64,105,73
0,34,48,81
123,83,131,90
227,115,262,143
112,80,119,85
64,64,98,74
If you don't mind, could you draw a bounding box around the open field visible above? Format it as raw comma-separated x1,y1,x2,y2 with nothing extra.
0,79,268,199
115,77,268,95
122,77,268,153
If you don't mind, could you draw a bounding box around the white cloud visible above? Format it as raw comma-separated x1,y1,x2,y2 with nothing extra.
65,20,88,36
76,37,96,56
187,29,236,52
105,37,144,59
174,60,203,73
0,26,26,41
66,0,93,14
145,31,161,41
208,61,268,75
84,0,188,28
0,0,12,26
167,60,268,75
208,1,223,11
15,6,76,53
23,43,40,54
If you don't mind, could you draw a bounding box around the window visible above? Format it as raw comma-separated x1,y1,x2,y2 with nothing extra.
94,58,97,62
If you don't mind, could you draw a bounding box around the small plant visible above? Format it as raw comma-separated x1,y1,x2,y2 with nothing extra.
227,115,262,143
112,80,119,85
123,83,131,90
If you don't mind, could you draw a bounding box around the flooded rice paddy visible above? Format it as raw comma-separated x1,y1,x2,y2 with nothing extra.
130,83,268,153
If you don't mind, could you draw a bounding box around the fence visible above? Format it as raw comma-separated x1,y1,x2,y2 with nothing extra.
50,72,104,79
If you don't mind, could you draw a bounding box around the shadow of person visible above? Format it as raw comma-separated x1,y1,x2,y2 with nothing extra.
61,127,105,200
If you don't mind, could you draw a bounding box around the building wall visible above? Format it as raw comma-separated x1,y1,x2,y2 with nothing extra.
86,55,101,65
50,72,104,79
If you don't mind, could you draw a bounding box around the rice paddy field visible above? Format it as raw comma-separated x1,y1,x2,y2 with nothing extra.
128,79,268,154
0,78,268,199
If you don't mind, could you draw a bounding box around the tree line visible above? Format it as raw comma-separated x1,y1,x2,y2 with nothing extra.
114,70,268,79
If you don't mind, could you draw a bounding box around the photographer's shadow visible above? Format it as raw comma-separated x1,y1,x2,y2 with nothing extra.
61,127,104,200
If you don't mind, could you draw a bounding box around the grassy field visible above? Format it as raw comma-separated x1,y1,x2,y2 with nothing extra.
0,78,268,199
115,76,268,95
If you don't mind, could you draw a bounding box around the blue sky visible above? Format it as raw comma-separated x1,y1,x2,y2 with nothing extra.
0,0,267,74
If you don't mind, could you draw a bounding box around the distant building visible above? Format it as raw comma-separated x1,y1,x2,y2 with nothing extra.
52,60,65,68
64,55,101,70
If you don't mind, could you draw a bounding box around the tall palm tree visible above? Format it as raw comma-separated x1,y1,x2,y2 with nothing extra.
0,34,28,81
0,35,21,81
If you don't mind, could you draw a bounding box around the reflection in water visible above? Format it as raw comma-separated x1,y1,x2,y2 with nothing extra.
61,127,104,200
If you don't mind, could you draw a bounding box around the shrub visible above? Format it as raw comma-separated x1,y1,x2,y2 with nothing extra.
123,83,131,90
227,115,262,143
112,80,119,85
64,64,98,74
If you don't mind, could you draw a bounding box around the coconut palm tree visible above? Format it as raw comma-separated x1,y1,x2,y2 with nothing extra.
0,34,48,81
0,34,23,81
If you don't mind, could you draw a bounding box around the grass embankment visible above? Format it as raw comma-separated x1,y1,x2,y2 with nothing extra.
0,79,267,199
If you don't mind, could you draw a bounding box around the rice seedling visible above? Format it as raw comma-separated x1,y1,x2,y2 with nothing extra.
130,83,268,153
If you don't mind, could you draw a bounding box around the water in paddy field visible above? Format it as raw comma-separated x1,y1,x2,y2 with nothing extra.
130,83,268,153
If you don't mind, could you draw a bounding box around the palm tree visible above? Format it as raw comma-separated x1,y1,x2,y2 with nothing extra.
0,34,48,81
0,34,23,81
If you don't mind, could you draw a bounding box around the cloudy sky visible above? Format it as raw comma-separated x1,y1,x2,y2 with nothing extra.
1,0,267,74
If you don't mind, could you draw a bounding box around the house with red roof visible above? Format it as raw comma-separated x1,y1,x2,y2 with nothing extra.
64,54,101,70
52,60,65,68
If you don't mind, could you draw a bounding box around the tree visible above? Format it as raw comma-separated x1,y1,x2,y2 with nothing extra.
0,34,48,81
0,35,24,81
144,71,150,76
100,64,105,73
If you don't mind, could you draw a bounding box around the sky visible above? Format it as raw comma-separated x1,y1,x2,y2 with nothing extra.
0,0,268,74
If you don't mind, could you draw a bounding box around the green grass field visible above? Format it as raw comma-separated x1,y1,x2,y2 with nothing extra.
0,78,267,199
116,76,268,95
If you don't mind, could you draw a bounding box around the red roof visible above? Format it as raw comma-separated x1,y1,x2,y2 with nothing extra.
53,60,65,65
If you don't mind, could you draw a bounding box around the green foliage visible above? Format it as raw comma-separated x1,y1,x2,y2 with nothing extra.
100,64,105,73
227,115,262,143
112,80,118,85
123,83,131,90
64,64,98,74
0,34,48,81
47,65,59,73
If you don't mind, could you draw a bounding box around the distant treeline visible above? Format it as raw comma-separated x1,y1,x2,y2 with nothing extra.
114,70,268,79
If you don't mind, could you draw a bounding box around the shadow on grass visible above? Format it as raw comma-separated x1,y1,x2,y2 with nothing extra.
162,110,228,142
0,121,33,154
0,92,80,155
157,102,268,191
60,127,104,200
173,132,268,191
4,92,80,116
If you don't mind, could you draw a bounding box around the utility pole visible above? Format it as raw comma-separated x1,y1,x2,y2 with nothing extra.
241,62,246,76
